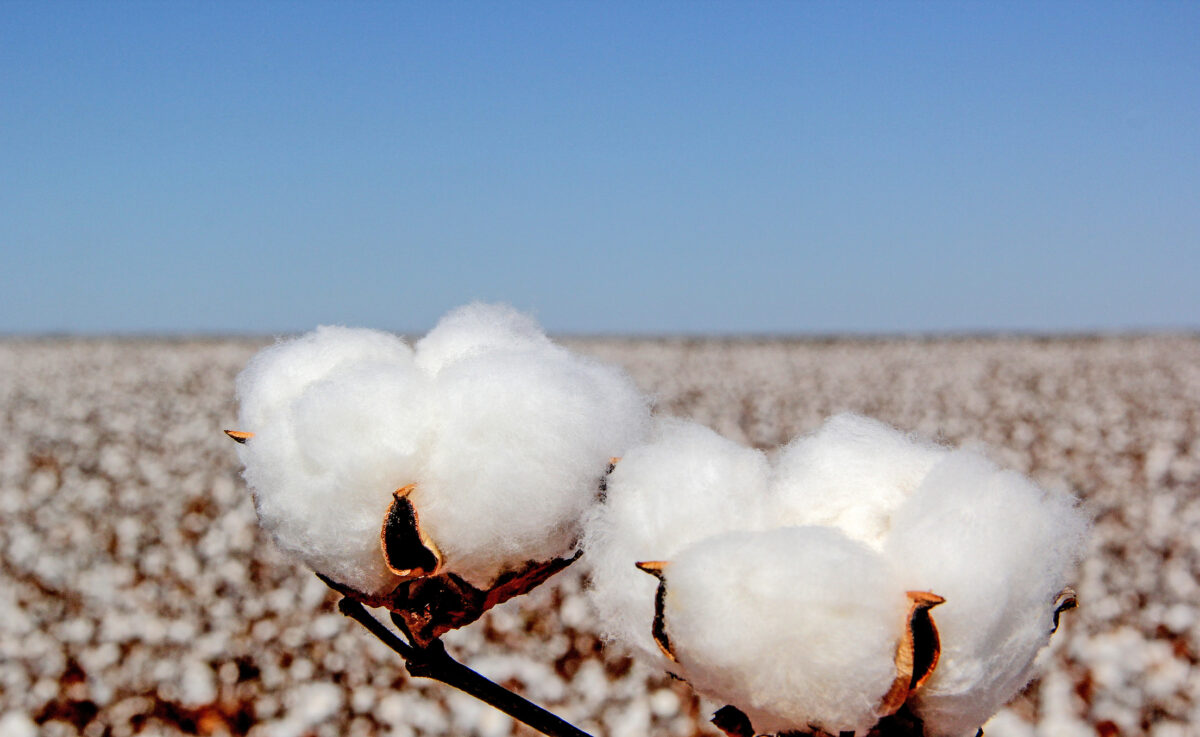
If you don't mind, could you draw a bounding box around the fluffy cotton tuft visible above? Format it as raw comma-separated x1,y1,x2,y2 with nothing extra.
415,343,650,587
414,302,560,376
234,304,651,595
236,327,431,595
885,450,1090,737
662,527,909,736
770,413,947,549
583,412,1088,736
582,419,770,665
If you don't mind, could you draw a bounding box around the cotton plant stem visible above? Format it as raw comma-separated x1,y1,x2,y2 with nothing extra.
337,597,596,737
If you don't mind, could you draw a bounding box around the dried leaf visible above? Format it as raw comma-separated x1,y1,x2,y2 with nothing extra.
877,591,945,717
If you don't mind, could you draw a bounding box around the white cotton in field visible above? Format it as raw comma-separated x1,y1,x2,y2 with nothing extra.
581,419,770,665
414,302,560,376
770,413,947,549
234,304,651,594
885,450,1090,737
663,527,909,736
415,344,651,588
235,327,431,595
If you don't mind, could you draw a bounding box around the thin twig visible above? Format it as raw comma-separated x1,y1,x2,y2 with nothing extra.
337,597,596,737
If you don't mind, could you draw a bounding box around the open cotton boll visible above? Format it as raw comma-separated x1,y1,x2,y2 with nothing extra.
235,328,432,596
662,527,909,736
581,419,770,664
770,413,947,550
414,347,650,588
884,450,1089,737
414,302,561,376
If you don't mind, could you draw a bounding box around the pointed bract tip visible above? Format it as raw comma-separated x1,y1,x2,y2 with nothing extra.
394,483,418,498
906,590,946,609
1052,587,1078,634
1055,587,1078,612
224,430,254,444
635,560,668,580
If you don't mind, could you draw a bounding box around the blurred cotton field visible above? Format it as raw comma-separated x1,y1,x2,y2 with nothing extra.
1,336,1197,737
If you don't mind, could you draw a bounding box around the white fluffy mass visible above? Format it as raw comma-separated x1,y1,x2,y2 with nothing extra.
664,527,909,736
582,419,770,665
886,451,1090,737
234,303,650,594
583,412,1089,737
236,327,431,596
771,413,947,549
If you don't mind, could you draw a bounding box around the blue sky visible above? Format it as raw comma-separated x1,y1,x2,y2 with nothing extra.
2,2,1197,335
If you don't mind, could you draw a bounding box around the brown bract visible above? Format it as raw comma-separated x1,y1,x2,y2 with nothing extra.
634,561,675,663
327,482,582,647
320,552,580,647
1052,587,1077,634
877,591,945,718
223,430,254,444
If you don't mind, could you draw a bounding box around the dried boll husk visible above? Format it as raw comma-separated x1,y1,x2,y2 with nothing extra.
646,527,915,737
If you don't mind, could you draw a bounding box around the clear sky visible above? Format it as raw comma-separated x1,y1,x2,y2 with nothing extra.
2,2,1197,335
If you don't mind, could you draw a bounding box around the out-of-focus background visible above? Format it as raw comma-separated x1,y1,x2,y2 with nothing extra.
2,3,1197,736
2,2,1197,336
1,336,1198,736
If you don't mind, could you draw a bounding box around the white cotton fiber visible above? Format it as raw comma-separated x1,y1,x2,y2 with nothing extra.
415,345,650,588
583,411,1088,736
662,527,909,736
234,304,651,596
582,419,770,665
770,413,947,549
885,450,1090,737
414,302,559,376
236,327,431,595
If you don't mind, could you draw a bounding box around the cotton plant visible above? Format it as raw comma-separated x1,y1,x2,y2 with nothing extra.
225,312,1088,737
584,414,1088,737
226,303,650,643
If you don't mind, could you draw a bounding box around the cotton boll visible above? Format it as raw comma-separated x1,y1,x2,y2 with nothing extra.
415,346,650,588
662,527,909,736
582,419,770,664
236,328,431,596
770,413,947,550
235,307,650,601
414,302,561,376
885,450,1090,737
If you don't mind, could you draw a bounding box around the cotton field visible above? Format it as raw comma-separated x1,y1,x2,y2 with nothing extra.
1,335,1197,737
